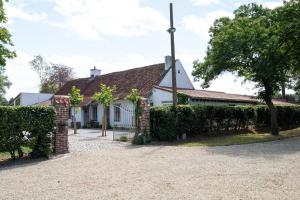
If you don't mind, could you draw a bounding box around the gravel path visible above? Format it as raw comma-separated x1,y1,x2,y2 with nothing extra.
1,134,300,200
68,129,131,151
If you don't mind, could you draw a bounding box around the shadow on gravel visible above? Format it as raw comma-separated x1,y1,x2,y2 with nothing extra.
204,137,300,159
0,157,47,171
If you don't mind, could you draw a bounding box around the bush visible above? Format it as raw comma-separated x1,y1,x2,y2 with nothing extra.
132,135,144,145
0,106,55,159
119,136,128,142
150,106,177,141
150,105,300,141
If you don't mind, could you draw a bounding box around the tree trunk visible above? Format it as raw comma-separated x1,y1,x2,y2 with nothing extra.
73,107,77,134
104,109,107,136
266,101,279,136
102,107,106,137
281,83,286,101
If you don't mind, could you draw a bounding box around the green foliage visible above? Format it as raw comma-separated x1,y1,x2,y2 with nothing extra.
119,136,128,142
125,88,141,103
30,55,75,93
0,106,55,159
0,0,16,102
132,135,144,145
150,106,177,141
92,84,116,106
69,86,84,107
192,2,300,135
178,93,189,105
150,105,300,141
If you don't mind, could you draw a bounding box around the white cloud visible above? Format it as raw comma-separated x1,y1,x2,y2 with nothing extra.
191,0,220,6
262,1,283,9
182,10,233,42
5,3,47,23
48,0,168,40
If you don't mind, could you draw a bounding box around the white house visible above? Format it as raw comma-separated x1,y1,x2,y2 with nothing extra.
56,56,293,128
11,92,53,106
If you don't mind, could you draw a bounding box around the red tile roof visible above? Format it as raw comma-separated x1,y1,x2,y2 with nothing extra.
154,86,298,106
56,63,166,101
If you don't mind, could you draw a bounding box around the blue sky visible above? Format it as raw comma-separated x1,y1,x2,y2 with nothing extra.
4,0,284,99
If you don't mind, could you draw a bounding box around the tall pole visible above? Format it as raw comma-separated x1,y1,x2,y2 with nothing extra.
168,3,177,107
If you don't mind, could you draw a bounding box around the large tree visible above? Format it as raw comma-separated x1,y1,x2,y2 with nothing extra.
192,2,300,135
30,56,75,93
0,0,17,104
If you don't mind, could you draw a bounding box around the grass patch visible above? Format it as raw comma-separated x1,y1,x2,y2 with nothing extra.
0,146,32,161
180,127,300,147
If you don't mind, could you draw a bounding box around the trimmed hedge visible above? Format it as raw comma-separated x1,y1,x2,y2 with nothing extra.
0,106,56,159
150,105,300,141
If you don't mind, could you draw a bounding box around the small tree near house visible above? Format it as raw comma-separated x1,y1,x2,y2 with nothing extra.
92,84,116,137
69,86,84,134
125,88,142,135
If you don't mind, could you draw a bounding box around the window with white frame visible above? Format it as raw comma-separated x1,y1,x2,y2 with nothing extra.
114,104,121,122
92,106,98,120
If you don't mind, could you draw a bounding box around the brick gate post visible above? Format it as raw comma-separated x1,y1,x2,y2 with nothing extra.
140,98,150,134
52,95,70,154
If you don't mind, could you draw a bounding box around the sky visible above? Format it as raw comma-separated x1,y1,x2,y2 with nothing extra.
4,0,285,99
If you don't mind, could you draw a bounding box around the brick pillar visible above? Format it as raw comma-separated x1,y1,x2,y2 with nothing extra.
52,95,70,154
140,98,150,134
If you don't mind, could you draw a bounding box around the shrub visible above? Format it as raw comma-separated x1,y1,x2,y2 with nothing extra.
132,135,144,145
0,106,55,159
119,136,128,142
150,104,300,141
150,106,177,141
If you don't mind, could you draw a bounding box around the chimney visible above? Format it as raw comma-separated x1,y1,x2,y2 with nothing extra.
164,56,172,71
90,66,101,78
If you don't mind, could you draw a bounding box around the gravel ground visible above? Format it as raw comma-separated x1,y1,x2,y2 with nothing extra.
1,131,300,200
68,129,131,151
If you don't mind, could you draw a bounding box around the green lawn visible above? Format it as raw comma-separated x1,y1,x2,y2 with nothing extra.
0,146,32,161
180,127,300,147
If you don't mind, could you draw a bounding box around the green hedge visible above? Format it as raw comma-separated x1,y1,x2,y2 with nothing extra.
150,105,300,141
0,106,56,159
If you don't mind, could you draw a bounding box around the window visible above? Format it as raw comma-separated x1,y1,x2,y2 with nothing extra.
92,106,98,120
114,104,121,122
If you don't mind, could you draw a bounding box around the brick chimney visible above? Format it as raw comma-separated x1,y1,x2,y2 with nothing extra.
164,56,172,71
90,66,101,78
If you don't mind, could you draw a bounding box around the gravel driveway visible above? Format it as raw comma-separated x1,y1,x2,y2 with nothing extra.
1,134,300,200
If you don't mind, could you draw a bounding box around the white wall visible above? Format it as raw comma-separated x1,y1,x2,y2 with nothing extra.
150,88,173,106
159,60,194,89
68,107,83,127
19,93,53,106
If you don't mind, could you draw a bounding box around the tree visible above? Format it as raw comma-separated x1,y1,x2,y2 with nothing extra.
0,0,17,102
125,88,142,135
192,3,299,135
69,86,84,134
92,84,116,137
30,56,75,93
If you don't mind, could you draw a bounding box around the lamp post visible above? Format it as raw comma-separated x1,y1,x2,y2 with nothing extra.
167,3,177,107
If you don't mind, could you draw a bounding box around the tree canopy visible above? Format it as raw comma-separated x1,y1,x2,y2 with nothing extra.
69,86,84,107
92,84,116,137
0,0,17,104
30,55,75,93
192,1,300,135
